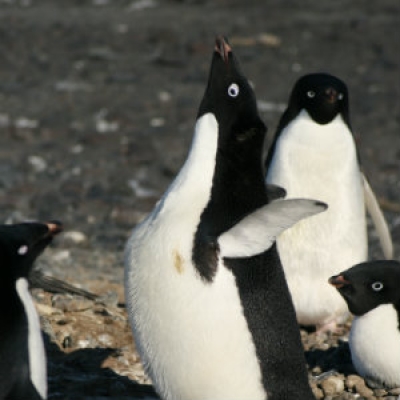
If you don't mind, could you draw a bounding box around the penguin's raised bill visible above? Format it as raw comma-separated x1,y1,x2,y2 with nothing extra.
265,72,393,333
329,260,400,389
125,36,324,400
0,221,63,400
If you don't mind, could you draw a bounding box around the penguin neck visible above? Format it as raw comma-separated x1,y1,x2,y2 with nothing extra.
200,127,267,237
161,113,219,211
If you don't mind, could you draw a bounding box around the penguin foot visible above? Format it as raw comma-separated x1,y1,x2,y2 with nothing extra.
365,376,391,390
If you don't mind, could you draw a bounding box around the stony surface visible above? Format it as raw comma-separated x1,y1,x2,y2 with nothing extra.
0,1,399,399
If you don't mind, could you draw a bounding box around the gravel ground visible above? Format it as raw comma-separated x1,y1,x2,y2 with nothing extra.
0,1,399,399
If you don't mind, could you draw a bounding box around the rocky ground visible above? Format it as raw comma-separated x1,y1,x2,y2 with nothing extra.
0,1,399,399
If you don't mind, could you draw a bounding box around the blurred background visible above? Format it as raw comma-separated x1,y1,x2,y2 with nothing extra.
0,1,399,397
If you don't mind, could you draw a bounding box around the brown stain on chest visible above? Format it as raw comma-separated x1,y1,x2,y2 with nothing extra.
173,249,184,274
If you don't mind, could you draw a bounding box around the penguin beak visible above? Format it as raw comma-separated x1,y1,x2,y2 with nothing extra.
215,36,232,63
325,87,339,104
46,221,63,236
328,274,351,289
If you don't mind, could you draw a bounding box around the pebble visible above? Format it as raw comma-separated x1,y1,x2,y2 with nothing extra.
52,295,93,312
28,155,47,172
321,375,345,396
355,381,374,398
345,374,365,391
15,117,39,129
149,117,165,128
61,231,88,245
36,303,61,316
96,119,119,134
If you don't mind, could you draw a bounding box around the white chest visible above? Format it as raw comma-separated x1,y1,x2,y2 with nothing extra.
125,114,265,400
16,278,47,399
267,111,362,204
350,304,400,387
266,112,367,325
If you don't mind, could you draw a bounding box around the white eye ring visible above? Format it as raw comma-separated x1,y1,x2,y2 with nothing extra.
307,90,316,98
371,281,384,291
18,245,29,256
228,83,240,98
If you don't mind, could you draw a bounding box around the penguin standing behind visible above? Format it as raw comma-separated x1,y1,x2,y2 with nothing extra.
0,221,62,400
265,73,393,332
330,260,400,389
125,37,327,400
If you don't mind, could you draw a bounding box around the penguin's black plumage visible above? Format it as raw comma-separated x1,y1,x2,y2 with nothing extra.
125,37,325,400
330,260,400,389
0,221,62,400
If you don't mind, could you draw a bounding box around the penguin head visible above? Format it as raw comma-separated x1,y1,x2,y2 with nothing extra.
197,36,266,162
0,221,63,282
329,260,400,316
287,73,349,125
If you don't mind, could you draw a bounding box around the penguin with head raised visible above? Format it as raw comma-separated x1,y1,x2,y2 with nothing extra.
0,221,62,400
125,36,327,400
330,260,400,389
265,73,393,332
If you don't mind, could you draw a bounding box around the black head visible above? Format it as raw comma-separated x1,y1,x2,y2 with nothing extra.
284,73,350,126
329,260,400,316
0,221,63,283
197,36,266,162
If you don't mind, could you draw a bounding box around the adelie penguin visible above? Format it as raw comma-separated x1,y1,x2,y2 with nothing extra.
125,36,327,400
265,73,393,332
0,220,62,400
330,260,400,389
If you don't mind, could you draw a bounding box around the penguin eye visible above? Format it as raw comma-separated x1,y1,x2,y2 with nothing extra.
307,90,316,98
227,83,240,98
371,281,384,292
338,93,344,100
17,245,29,256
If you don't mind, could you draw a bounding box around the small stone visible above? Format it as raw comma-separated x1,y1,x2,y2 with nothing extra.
311,383,324,399
28,155,47,172
96,119,119,134
355,380,374,398
35,303,60,316
345,375,365,391
158,91,171,102
150,117,165,127
77,339,91,348
61,231,88,245
15,117,39,129
51,250,71,262
97,333,114,347
321,376,345,396
373,388,387,397
52,295,92,312
257,33,282,47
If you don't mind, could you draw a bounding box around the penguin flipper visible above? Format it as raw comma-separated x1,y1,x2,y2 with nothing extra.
29,270,98,300
218,198,327,258
362,173,393,259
